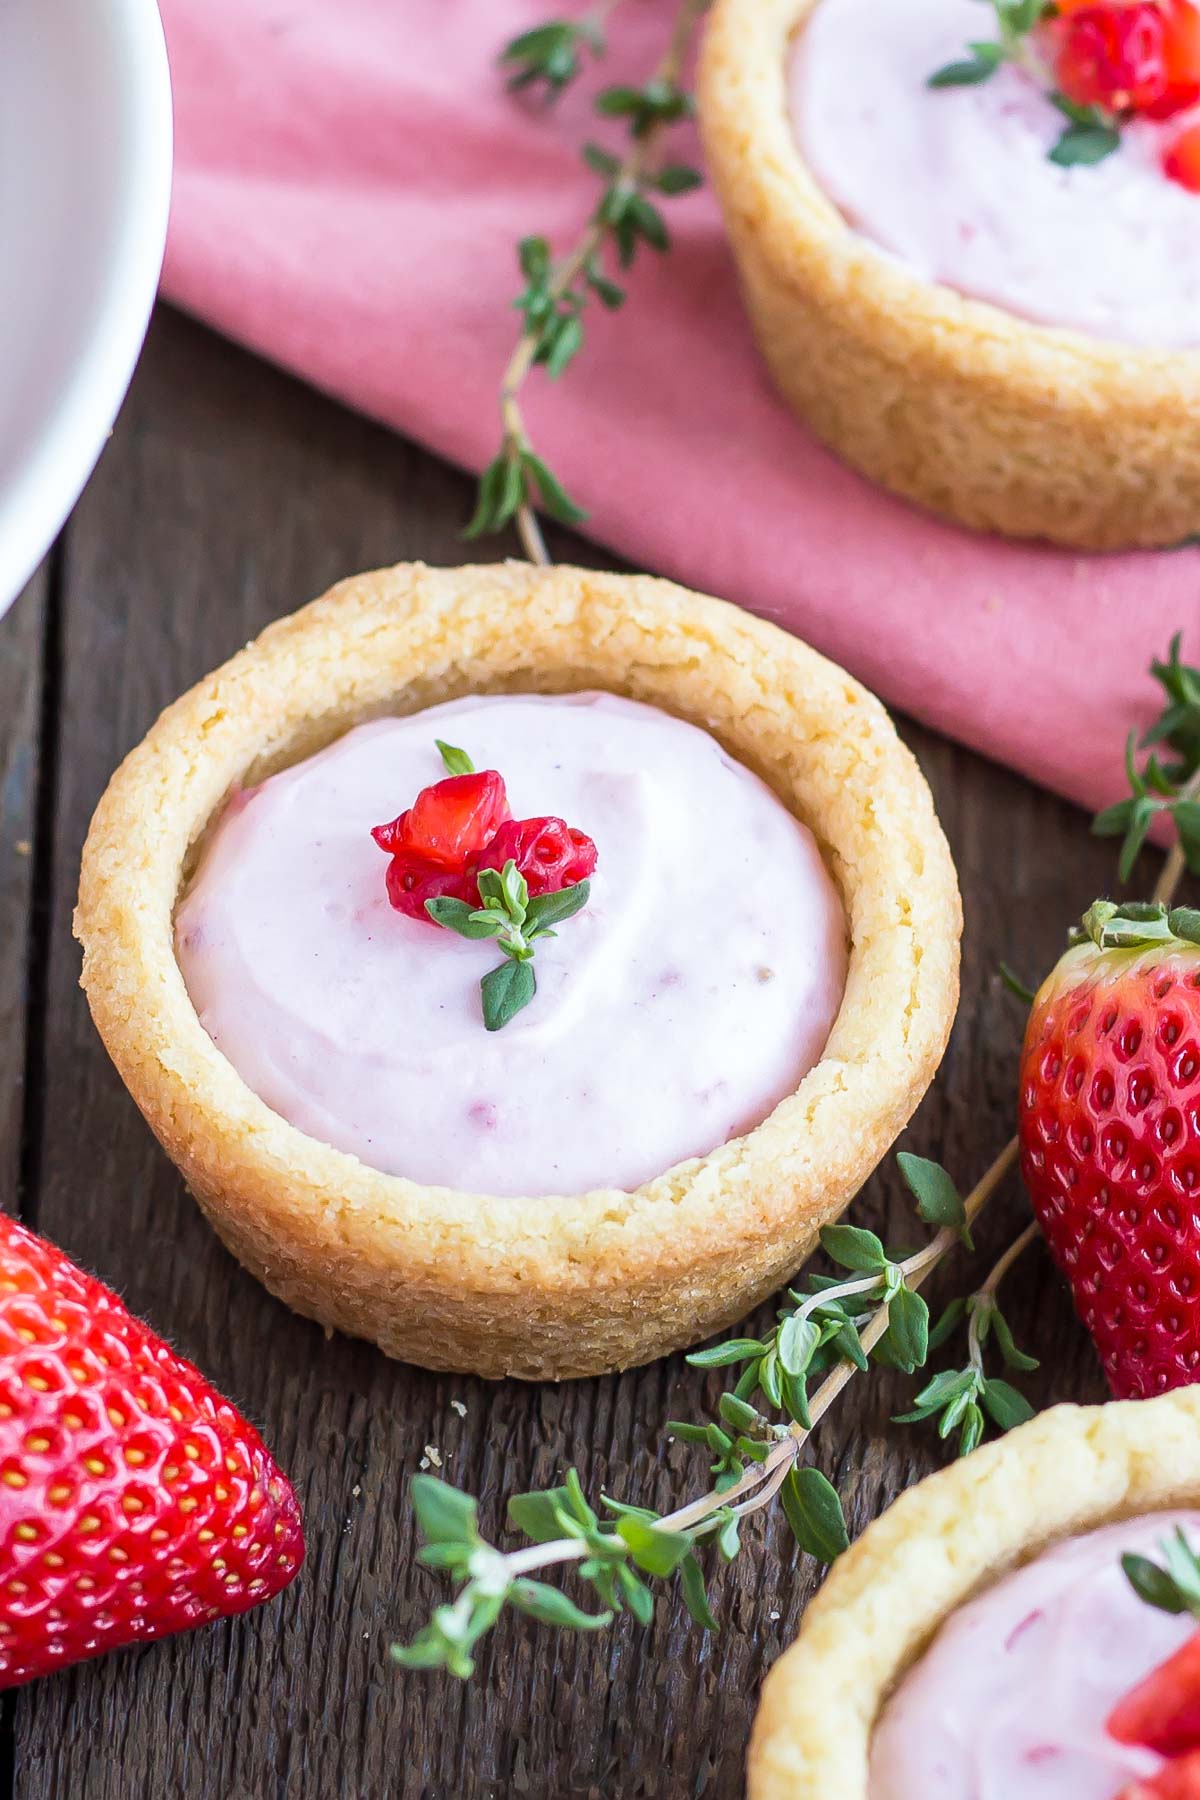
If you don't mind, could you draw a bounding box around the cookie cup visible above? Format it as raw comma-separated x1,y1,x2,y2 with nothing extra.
75,561,960,1380
698,0,1200,551
749,1387,1200,1796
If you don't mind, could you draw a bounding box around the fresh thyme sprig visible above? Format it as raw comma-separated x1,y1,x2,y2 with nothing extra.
1048,94,1121,167
1124,1529,1200,1621
435,739,475,776
469,0,708,562
929,0,1047,87
392,1140,1021,1677
422,738,593,1028
427,864,590,1031
928,0,1123,168
901,1221,1040,1455
499,11,612,100
1093,635,1200,884
684,1153,980,1438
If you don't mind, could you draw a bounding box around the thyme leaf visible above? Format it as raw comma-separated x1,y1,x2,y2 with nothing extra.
427,862,592,1030
499,17,606,100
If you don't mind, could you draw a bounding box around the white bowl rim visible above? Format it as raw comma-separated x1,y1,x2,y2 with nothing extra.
0,0,173,616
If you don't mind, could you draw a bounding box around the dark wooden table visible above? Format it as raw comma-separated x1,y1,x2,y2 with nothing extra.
0,306,1153,1798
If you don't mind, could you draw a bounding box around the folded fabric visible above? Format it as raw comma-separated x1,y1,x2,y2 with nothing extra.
159,0,1199,821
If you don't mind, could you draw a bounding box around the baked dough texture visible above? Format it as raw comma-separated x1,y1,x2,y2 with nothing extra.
749,1387,1200,1796
698,0,1200,550
74,562,960,1379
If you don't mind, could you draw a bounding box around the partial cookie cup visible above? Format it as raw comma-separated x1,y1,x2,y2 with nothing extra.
75,561,960,1379
698,0,1200,551
748,1387,1200,1796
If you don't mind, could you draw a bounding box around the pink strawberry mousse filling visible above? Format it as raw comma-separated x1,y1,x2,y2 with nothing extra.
869,1511,1200,1799
174,692,847,1197
789,0,1200,348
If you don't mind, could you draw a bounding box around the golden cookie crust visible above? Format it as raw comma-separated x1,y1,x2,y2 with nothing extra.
698,0,1200,551
749,1388,1200,1796
74,561,960,1379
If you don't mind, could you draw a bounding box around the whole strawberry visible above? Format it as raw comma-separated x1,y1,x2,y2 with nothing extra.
0,1213,303,1687
1019,901,1200,1400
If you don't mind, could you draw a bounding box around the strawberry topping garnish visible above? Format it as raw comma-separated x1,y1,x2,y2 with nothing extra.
371,768,510,872
1122,1753,1200,1800
929,0,1200,175
474,816,598,898
1112,1633,1200,1757
1018,900,1200,1400
0,1213,303,1688
371,738,598,1029
1165,0,1200,81
1165,119,1200,188
1055,4,1171,115
382,852,475,922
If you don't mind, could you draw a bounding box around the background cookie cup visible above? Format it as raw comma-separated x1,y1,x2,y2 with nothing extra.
74,561,960,1380
698,0,1200,551
748,1388,1200,1795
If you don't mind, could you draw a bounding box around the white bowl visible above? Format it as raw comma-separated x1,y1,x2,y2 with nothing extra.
0,0,172,617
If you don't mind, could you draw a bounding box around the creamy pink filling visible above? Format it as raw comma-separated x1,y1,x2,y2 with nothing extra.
175,692,848,1197
789,0,1200,348
869,1511,1200,1799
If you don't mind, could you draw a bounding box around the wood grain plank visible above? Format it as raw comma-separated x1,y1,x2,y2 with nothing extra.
14,307,1154,1800
0,569,46,1213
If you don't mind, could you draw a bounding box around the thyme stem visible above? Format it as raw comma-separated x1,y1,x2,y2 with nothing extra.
1153,766,1200,906
498,0,708,558
967,1220,1040,1374
407,1139,1025,1602
803,1137,1020,1436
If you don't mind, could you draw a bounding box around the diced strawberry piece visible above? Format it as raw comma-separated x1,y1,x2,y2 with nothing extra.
474,817,599,898
371,771,510,872
1165,120,1200,190
370,814,407,856
1143,80,1200,119
1120,1748,1200,1799
1056,4,1170,113
384,853,473,923
1164,0,1200,82
1110,1632,1200,1757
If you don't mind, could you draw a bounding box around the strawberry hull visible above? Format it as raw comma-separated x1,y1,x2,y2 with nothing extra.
1019,937,1200,1401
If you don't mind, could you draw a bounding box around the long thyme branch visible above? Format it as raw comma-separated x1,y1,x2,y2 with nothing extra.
474,0,709,561
967,1221,1039,1374
805,1137,1019,1432
396,1137,1022,1665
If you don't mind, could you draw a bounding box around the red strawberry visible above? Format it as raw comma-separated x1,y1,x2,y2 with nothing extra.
383,851,474,923
1165,121,1200,191
0,1213,303,1688
1054,2,1171,114
1165,0,1200,81
474,816,598,898
1120,1750,1200,1800
1111,1631,1200,1757
372,770,510,872
1018,902,1200,1400
1143,0,1200,120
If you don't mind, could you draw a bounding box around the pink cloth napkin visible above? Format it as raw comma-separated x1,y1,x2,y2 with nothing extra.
159,0,1199,821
